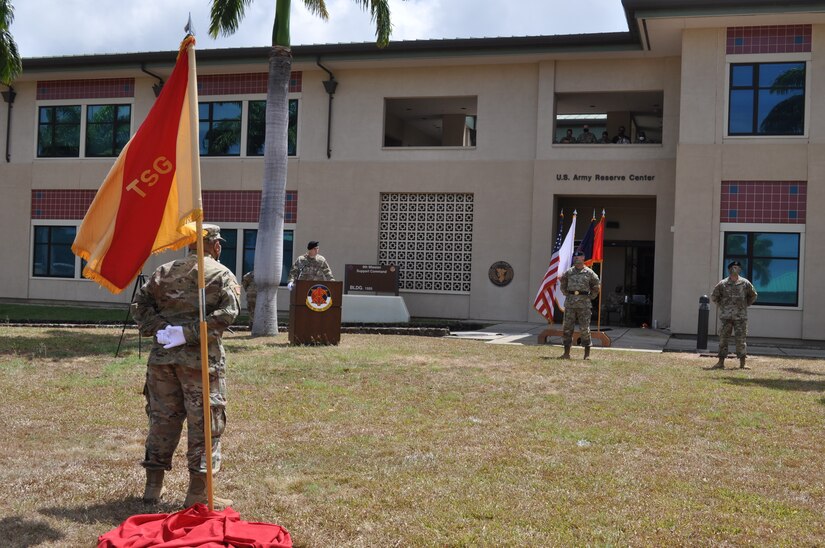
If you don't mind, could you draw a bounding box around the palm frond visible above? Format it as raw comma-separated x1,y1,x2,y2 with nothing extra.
0,31,20,83
209,0,253,38
356,0,394,47
302,0,329,21
0,0,15,30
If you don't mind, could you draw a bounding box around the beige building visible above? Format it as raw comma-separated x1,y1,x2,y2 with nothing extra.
1,0,823,339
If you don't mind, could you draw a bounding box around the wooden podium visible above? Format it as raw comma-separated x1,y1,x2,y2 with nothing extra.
289,280,343,345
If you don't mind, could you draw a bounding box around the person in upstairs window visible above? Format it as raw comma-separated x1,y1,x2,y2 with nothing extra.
559,128,575,144
612,126,631,144
576,124,597,143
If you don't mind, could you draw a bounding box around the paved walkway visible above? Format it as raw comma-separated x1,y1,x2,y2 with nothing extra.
448,322,825,359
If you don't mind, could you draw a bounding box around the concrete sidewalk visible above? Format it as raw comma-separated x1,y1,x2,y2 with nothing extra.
447,322,825,359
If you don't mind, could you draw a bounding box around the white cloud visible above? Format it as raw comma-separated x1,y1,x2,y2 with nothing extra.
12,0,629,57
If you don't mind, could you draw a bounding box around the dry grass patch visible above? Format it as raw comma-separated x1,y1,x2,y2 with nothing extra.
1,327,825,546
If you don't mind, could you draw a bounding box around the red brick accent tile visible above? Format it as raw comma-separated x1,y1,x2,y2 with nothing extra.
32,189,298,223
31,189,97,219
727,25,811,54
36,79,135,100
198,72,302,95
720,181,806,224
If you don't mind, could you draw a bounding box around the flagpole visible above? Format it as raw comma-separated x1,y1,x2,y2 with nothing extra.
185,37,214,512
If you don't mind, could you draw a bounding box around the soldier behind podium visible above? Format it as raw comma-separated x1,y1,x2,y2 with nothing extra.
558,250,601,360
286,240,334,290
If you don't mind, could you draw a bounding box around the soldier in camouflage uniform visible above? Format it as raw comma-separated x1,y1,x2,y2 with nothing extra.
242,271,256,328
286,240,334,290
558,251,601,360
132,224,241,508
709,260,758,370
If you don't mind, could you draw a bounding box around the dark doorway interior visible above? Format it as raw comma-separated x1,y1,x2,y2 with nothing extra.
554,197,657,327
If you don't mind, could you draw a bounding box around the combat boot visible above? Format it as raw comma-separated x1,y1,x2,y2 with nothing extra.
183,473,233,510
558,344,571,360
142,469,165,504
708,357,725,370
583,346,591,360
739,356,750,369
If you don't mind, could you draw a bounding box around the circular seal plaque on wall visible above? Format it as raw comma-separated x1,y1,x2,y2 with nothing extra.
488,261,514,287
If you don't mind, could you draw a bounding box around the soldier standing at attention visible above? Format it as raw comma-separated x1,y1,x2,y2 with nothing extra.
559,250,601,360
242,271,256,328
132,224,241,508
286,240,334,290
708,260,758,370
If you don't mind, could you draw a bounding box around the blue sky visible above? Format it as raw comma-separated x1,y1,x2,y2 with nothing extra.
14,0,629,57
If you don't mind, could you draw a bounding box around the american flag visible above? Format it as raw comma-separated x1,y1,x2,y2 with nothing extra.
533,212,566,321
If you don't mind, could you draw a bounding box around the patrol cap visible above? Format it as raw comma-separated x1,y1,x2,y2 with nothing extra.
307,240,319,250
727,260,742,269
202,224,226,242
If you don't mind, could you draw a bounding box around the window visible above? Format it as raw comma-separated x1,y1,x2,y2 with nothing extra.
218,228,294,286
198,101,242,156
554,91,663,144
86,104,131,157
33,225,77,278
384,97,477,147
38,106,81,157
247,99,298,156
723,231,800,306
728,62,805,135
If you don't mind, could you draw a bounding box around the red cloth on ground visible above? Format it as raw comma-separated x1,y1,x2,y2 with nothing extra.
97,504,292,548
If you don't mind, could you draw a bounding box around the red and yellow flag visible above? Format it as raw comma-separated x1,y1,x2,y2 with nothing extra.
72,36,202,294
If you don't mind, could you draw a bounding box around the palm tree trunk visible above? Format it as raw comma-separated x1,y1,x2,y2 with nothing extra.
251,45,292,336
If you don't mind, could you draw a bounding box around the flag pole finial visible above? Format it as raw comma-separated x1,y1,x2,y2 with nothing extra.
185,13,195,36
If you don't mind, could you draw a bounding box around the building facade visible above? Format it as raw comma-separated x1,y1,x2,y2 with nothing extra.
1,0,823,339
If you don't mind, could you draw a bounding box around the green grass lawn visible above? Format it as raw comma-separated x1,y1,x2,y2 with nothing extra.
1,326,824,546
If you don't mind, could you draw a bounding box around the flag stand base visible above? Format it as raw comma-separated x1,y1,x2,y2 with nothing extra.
537,327,611,347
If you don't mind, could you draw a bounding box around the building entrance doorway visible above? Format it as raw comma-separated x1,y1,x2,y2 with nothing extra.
556,197,656,327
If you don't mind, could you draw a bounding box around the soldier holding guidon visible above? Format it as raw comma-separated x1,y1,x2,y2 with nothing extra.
132,224,240,508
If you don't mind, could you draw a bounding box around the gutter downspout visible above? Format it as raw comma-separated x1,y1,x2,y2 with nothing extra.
140,64,165,97
316,58,337,159
2,86,15,163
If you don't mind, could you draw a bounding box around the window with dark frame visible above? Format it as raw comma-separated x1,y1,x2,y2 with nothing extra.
198,101,242,156
86,104,131,157
213,228,294,286
37,106,81,157
33,226,77,278
247,99,298,156
728,62,805,136
723,231,800,306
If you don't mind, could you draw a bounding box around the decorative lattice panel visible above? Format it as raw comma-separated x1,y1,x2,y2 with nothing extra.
378,193,474,293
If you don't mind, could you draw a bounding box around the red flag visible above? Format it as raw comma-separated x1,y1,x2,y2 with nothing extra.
592,210,605,264
72,36,202,294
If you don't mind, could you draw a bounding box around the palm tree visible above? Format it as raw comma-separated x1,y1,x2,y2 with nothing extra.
0,0,22,85
210,0,396,336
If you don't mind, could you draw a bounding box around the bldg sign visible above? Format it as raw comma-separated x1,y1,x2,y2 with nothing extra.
345,264,399,295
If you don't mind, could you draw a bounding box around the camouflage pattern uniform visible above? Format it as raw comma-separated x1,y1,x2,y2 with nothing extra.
576,130,597,143
132,253,240,475
242,271,256,327
560,265,601,347
287,253,334,283
711,275,758,359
